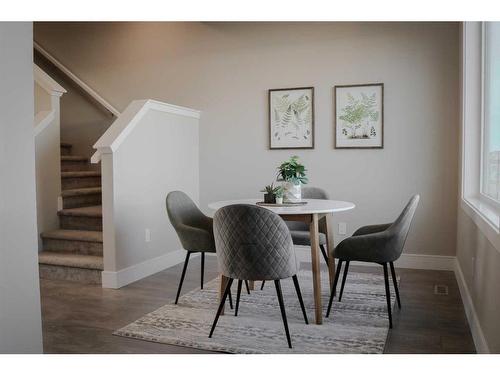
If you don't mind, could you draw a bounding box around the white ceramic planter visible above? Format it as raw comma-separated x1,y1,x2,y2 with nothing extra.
275,197,283,204
283,182,301,203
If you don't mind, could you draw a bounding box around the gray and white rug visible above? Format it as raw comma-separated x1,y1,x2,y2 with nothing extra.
114,269,396,353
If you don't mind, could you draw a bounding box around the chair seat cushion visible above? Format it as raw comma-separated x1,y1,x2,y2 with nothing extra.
290,230,327,246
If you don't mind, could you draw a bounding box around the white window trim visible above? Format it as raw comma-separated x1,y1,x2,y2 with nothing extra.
461,22,500,252
479,22,500,210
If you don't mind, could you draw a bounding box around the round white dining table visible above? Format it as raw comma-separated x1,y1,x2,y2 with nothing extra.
208,198,355,324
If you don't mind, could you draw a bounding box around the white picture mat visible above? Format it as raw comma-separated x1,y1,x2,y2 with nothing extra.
270,88,314,149
335,85,383,148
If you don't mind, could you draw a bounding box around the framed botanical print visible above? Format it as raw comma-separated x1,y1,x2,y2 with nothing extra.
334,83,384,149
269,87,314,149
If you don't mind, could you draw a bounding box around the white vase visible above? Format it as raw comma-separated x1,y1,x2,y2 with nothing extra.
275,197,283,205
283,182,301,203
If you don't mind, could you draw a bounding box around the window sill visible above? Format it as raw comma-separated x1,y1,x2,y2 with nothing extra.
462,196,500,251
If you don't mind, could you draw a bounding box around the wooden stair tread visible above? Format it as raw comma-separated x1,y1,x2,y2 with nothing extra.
58,205,102,218
62,171,101,178
41,229,103,243
39,251,103,270
61,187,102,197
61,155,88,162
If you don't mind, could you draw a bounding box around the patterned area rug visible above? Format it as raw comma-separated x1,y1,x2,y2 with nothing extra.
114,269,396,353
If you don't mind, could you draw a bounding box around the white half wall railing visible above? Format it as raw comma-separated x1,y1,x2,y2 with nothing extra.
33,64,66,250
34,41,121,118
94,99,201,288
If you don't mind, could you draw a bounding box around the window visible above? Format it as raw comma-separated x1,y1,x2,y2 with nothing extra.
461,22,500,244
483,22,500,205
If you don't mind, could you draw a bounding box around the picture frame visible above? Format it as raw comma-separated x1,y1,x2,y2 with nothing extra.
268,87,314,149
334,83,384,149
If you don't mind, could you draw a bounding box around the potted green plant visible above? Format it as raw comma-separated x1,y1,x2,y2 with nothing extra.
276,155,308,203
275,186,284,205
260,183,280,204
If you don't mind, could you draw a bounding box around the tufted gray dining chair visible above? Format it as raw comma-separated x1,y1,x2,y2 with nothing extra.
167,191,247,306
209,204,309,348
325,195,420,328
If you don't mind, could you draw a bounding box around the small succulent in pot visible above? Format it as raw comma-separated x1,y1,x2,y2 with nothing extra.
274,186,284,204
261,183,280,204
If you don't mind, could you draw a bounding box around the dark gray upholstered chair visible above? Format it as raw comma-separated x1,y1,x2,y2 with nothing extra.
326,195,420,328
286,187,330,263
167,191,246,306
210,204,309,348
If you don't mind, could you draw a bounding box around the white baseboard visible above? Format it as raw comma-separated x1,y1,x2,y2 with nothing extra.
294,246,455,270
102,249,191,289
453,258,490,353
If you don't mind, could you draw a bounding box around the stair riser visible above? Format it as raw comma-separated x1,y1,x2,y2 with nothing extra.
59,215,102,231
61,161,90,172
42,238,103,256
62,193,102,209
60,146,72,156
62,176,101,190
39,264,101,284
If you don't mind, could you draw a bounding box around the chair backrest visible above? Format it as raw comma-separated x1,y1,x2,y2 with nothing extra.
213,204,297,281
166,190,207,233
386,194,420,261
286,186,329,232
302,187,330,200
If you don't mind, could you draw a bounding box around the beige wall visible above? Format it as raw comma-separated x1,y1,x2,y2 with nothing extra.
456,210,500,352
0,22,43,353
34,82,51,113
34,22,460,256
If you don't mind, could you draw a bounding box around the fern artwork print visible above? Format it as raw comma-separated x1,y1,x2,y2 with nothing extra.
334,83,384,149
269,87,314,149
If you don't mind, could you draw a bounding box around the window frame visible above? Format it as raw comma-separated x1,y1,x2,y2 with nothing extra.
479,22,500,210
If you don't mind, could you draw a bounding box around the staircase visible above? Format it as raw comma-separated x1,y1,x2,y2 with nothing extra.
38,143,103,284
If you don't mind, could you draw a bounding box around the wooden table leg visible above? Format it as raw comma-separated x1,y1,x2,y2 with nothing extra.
218,273,228,315
309,213,323,324
324,213,336,291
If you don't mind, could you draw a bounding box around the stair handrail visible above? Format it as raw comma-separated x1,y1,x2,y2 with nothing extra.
34,41,121,118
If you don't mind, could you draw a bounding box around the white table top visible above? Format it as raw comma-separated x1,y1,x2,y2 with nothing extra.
208,198,355,215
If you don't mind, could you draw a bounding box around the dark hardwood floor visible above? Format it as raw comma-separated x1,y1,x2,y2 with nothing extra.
40,256,476,354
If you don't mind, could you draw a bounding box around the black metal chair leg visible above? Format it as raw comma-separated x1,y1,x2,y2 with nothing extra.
235,280,243,316
292,275,309,324
338,260,350,302
326,259,343,317
209,278,233,338
319,244,329,264
332,259,343,297
383,263,393,328
260,280,266,290
200,252,205,290
244,280,251,294
228,289,233,309
390,262,401,309
174,251,191,304
274,280,292,348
